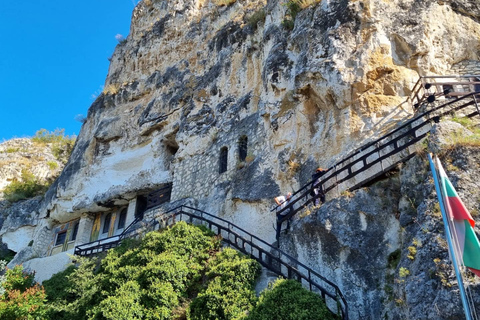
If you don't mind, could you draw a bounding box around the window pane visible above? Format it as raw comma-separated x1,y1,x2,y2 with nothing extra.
55,232,67,246
71,222,79,241
118,209,127,230
219,147,228,174
103,213,112,234
239,136,248,162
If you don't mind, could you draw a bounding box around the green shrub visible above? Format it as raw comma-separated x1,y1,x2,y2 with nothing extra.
98,281,146,320
0,265,47,320
248,9,266,29
43,265,76,303
47,161,58,170
32,128,76,163
282,0,301,30
189,248,261,320
39,223,333,320
5,147,19,153
247,279,336,320
0,250,16,264
3,169,49,202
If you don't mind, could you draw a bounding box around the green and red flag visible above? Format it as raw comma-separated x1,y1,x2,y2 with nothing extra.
437,158,480,277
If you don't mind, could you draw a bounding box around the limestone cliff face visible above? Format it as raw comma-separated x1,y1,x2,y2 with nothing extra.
47,0,480,220
3,0,480,318
284,122,480,319
0,138,63,194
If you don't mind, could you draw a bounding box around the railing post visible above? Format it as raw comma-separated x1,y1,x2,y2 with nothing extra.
308,270,312,291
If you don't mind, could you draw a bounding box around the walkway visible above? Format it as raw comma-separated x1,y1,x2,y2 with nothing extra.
273,75,480,241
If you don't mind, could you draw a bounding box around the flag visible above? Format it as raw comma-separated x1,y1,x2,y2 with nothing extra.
437,158,480,277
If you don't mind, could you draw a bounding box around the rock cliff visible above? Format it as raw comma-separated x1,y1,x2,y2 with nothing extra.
2,0,480,318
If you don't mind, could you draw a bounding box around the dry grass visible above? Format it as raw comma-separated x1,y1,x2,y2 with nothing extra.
288,160,300,173
103,83,121,95
295,0,321,9
448,116,480,147
245,154,255,163
214,0,236,6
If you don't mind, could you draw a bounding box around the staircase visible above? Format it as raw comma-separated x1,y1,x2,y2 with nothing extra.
273,75,480,242
73,75,480,320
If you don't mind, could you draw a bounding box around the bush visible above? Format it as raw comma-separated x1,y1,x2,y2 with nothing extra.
0,265,47,320
247,279,336,320
43,265,76,303
3,169,49,202
188,248,261,320
32,128,76,163
39,223,335,320
47,161,58,170
248,9,266,29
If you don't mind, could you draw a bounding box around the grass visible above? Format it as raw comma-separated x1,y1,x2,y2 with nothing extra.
5,147,19,153
248,9,266,29
282,0,321,30
32,129,75,163
102,83,121,95
3,170,50,203
245,154,255,163
447,116,480,147
214,0,236,6
47,161,58,170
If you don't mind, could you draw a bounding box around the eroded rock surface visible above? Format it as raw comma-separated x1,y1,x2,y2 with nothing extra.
2,0,480,318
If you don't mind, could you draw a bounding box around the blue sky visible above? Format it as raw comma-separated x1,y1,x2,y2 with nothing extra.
0,1,138,141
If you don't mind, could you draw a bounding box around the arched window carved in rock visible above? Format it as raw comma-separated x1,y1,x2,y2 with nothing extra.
238,136,248,162
117,208,128,230
103,213,112,234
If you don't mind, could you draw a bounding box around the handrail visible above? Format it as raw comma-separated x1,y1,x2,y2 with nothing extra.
74,216,141,256
272,92,480,240
408,75,480,108
144,205,348,320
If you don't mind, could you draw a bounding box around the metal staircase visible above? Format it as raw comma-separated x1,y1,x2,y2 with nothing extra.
273,75,480,242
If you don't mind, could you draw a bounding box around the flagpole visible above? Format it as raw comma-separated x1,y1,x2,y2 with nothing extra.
428,153,473,320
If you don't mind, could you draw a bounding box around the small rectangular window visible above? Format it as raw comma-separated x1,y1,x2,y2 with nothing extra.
55,231,67,246
219,147,228,174
238,136,248,162
117,209,127,230
103,213,112,234
71,222,79,241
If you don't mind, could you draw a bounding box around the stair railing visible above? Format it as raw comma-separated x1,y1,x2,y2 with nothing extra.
273,92,480,241
144,205,349,320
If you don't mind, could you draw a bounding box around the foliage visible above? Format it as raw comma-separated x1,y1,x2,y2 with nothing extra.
248,9,266,29
282,0,301,30
387,249,401,269
32,128,76,163
246,279,336,320
43,265,76,304
30,223,330,319
282,0,321,30
447,116,480,147
5,147,19,153
188,248,261,320
47,161,58,170
42,222,230,320
398,267,410,278
3,169,49,202
0,250,16,264
0,265,47,320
